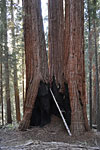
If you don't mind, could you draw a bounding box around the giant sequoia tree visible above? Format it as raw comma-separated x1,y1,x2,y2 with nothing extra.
19,0,49,130
64,0,89,135
19,0,89,135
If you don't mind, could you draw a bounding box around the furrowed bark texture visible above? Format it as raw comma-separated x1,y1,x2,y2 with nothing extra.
19,0,48,130
48,0,64,88
64,0,89,135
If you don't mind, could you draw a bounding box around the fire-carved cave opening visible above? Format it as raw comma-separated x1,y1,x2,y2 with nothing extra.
30,77,71,128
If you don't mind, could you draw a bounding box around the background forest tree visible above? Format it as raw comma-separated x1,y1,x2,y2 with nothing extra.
0,0,24,124
0,0,100,135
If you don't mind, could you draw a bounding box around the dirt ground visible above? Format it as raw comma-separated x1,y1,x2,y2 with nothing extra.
0,116,100,150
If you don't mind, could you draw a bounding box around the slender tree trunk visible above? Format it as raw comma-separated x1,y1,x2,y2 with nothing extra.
92,64,96,124
2,0,12,124
93,0,100,131
87,0,93,129
1,64,3,125
19,0,49,130
10,0,21,122
0,2,4,125
22,49,25,114
64,0,89,135
0,33,4,125
89,51,92,128
0,63,3,125
48,0,64,89
88,30,94,128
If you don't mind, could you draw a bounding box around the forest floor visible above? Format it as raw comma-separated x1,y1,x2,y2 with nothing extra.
0,116,100,150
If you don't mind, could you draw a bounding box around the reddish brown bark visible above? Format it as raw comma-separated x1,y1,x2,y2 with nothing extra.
48,0,64,89
64,0,89,135
19,0,48,130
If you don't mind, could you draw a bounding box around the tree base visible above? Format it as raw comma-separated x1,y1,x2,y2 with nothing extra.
19,76,71,131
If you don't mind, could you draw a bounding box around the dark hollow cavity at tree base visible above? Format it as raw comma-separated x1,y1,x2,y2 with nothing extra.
30,77,71,129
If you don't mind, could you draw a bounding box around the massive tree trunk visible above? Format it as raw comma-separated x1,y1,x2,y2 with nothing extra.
19,0,48,130
2,0,12,124
10,0,21,123
64,0,89,135
48,0,64,88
